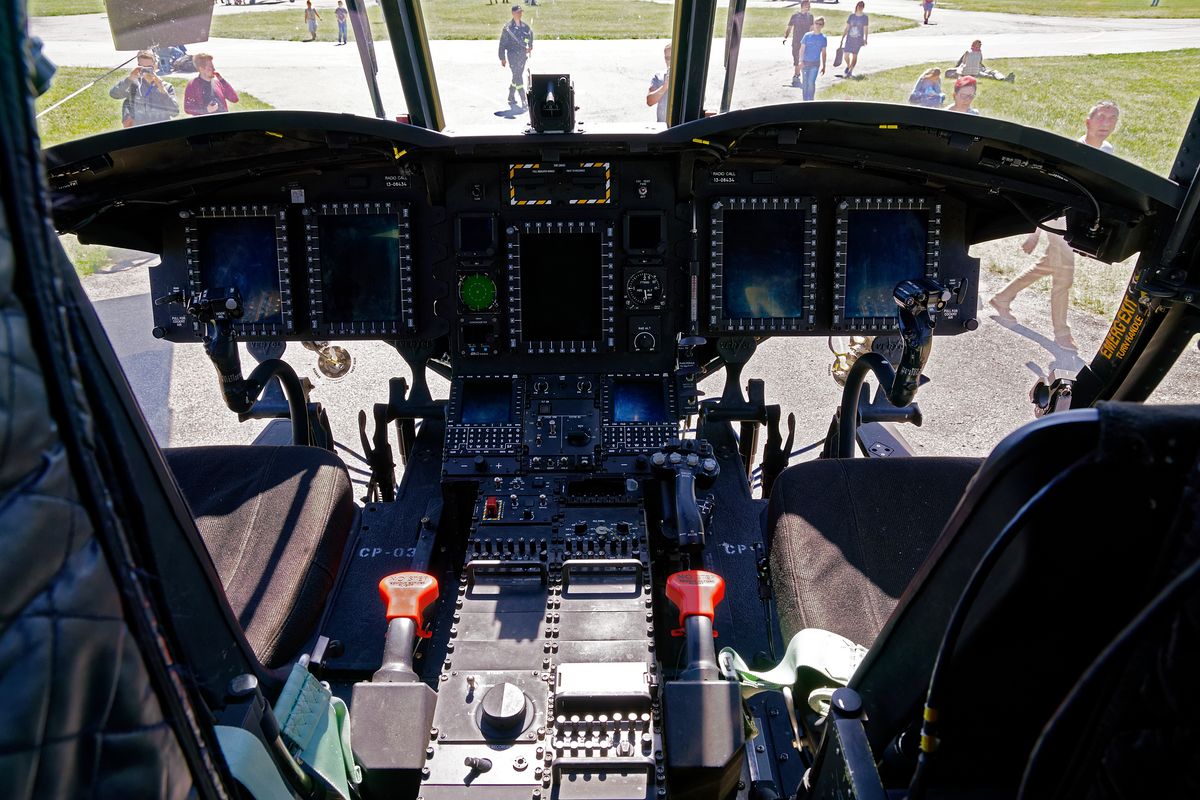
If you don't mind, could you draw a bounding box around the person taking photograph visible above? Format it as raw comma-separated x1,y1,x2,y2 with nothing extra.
109,49,178,127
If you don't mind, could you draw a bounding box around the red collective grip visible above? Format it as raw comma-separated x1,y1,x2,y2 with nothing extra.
665,570,725,628
378,572,439,629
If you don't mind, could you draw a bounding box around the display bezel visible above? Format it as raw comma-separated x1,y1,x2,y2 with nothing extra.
303,202,414,337
508,220,616,354
184,205,292,336
624,211,667,256
448,375,525,427
833,197,942,332
456,213,498,258
708,196,817,334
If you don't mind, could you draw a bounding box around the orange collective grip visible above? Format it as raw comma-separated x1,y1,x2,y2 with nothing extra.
378,572,439,627
665,570,725,628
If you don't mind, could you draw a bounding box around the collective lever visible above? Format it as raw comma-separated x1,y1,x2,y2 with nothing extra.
375,572,440,681
350,572,440,796
663,570,746,799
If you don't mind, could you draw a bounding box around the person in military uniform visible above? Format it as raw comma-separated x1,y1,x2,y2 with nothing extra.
499,5,534,109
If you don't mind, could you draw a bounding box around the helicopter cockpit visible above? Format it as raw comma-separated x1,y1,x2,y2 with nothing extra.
6,1,1200,799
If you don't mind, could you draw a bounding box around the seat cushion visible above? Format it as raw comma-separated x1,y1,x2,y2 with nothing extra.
769,457,982,649
164,445,355,667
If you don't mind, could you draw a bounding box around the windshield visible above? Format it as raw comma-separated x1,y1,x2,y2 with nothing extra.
30,0,1199,161
34,0,1200,461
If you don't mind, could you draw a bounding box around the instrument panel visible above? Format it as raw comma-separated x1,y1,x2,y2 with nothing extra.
151,157,981,365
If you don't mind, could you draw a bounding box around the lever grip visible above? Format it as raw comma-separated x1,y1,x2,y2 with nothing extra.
379,572,439,628
666,570,726,628
889,279,943,407
674,469,705,546
889,328,930,407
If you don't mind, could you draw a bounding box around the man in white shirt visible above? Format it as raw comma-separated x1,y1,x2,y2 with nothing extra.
988,101,1120,351
1080,100,1120,153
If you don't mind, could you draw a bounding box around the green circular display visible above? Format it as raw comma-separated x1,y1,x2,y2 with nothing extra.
459,273,497,311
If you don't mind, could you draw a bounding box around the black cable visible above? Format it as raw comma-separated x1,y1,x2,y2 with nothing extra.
907,457,1091,799
1017,550,1200,798
1044,168,1102,232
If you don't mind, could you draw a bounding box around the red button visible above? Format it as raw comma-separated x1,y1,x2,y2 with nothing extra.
378,572,439,629
484,496,500,519
665,570,726,628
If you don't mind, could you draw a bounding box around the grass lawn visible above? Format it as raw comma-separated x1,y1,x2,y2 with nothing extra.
820,49,1200,176
209,2,913,41
937,0,1199,17
59,234,111,276
29,0,104,15
36,67,274,149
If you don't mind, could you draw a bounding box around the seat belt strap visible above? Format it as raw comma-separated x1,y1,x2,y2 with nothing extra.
214,726,295,800
719,628,868,713
273,663,363,800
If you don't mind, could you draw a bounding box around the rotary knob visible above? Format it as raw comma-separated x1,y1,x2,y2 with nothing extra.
480,682,529,735
633,331,657,352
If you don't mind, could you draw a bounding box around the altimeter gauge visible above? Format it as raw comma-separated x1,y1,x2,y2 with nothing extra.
625,270,664,308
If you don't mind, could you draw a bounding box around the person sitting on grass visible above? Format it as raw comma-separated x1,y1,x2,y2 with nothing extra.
946,75,979,114
908,67,944,107
946,40,1014,82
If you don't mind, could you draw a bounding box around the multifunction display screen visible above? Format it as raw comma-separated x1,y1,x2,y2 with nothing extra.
831,198,942,332
316,213,405,324
460,379,515,424
613,379,669,423
304,203,412,336
722,210,808,319
196,217,282,325
519,230,603,342
710,198,816,334
843,209,930,319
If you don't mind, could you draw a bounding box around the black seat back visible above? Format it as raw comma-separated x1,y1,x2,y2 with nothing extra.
852,403,1200,795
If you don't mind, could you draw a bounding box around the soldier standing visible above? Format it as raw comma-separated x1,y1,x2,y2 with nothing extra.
499,5,533,109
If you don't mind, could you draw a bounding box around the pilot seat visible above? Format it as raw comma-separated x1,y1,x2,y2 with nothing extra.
165,444,356,668
767,402,1200,796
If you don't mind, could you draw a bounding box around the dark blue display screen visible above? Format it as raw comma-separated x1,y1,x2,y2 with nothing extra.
198,217,282,325
721,210,807,319
844,209,929,319
613,380,669,423
318,214,404,324
461,380,513,424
